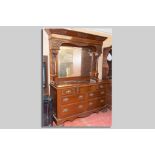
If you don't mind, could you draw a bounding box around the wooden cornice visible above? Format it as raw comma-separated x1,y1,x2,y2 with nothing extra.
45,28,107,42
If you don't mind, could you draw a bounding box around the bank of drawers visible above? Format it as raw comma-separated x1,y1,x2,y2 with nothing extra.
105,82,112,109
59,83,105,118
61,84,104,96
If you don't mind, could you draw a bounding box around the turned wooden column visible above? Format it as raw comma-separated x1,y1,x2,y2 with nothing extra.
89,45,102,80
89,51,98,80
49,49,59,82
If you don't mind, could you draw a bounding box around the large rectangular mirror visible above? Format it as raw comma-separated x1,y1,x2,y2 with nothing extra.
58,46,92,78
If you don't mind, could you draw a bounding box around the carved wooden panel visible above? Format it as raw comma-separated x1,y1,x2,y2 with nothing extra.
49,39,65,50
45,29,107,41
49,38,97,50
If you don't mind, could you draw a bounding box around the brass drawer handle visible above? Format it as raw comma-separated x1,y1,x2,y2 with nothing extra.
89,93,94,97
78,105,83,109
100,91,104,95
63,98,69,102
99,85,104,88
100,99,104,103
78,95,84,100
89,102,93,106
65,90,72,94
63,108,68,112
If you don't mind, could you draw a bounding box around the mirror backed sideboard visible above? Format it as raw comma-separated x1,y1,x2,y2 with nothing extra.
45,29,111,125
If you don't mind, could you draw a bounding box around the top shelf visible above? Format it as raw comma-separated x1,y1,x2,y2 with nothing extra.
45,28,107,42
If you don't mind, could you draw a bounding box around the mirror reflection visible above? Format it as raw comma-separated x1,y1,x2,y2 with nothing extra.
107,53,112,61
58,46,91,78
107,53,112,79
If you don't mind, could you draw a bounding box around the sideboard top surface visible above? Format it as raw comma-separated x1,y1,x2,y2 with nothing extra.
50,79,111,88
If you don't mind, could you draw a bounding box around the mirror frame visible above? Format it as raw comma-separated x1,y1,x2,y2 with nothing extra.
58,46,82,78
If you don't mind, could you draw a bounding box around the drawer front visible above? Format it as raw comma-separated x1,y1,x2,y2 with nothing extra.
98,97,105,106
88,97,105,110
62,88,75,96
61,94,86,104
62,86,89,94
105,94,112,106
89,85,98,92
98,90,105,96
88,92,98,98
78,86,89,93
88,84,104,92
106,84,112,94
60,102,86,118
88,90,105,98
87,98,100,110
98,84,104,89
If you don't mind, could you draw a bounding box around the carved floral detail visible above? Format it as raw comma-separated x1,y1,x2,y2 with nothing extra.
49,39,65,49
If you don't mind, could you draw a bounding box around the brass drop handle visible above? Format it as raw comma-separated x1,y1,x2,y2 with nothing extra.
78,105,83,109
63,108,68,112
100,99,104,103
100,91,104,95
99,85,104,88
89,93,94,97
78,95,83,100
89,102,93,106
65,90,71,94
63,98,69,102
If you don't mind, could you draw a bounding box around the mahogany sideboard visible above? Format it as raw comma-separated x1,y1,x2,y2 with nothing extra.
50,80,106,125
45,28,110,125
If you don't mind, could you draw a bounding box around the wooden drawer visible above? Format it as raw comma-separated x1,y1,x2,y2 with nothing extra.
78,86,89,93
61,94,86,104
88,90,105,98
89,85,98,92
106,84,112,94
61,86,88,95
87,98,100,110
98,84,104,89
88,97,105,110
98,97,105,106
60,102,86,118
105,94,112,106
61,88,75,96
